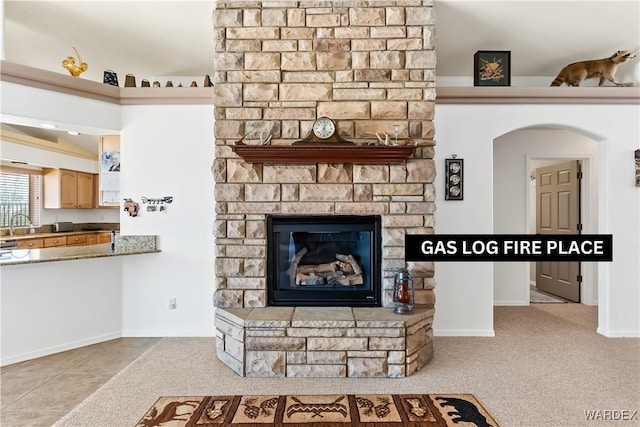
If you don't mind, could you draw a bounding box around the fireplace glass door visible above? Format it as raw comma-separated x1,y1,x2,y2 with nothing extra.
267,215,382,307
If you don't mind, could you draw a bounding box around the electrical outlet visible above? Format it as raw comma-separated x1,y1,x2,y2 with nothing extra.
168,298,177,309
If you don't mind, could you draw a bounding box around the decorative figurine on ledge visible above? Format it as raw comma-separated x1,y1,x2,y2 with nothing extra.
550,50,637,87
61,47,88,77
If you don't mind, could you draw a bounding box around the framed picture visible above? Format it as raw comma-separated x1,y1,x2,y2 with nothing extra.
635,149,639,187
445,158,463,200
474,50,511,86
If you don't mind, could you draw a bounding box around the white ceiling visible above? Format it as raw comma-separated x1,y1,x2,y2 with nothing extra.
2,0,639,151
3,0,639,82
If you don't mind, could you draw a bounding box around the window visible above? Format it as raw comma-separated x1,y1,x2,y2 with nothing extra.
0,170,42,228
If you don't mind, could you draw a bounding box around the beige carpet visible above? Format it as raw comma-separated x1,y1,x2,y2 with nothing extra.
55,305,640,427
136,393,498,426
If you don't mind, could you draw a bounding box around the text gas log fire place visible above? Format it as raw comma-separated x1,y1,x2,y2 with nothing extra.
267,215,382,307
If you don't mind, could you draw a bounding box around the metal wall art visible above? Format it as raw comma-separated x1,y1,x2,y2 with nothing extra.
445,156,464,200
142,196,173,212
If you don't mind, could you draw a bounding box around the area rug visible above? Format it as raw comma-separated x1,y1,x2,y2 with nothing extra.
136,394,499,426
530,286,568,304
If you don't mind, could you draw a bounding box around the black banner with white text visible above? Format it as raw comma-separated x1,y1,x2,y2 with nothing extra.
405,234,613,262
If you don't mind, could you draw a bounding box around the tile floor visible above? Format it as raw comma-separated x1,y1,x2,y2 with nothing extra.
1,337,160,427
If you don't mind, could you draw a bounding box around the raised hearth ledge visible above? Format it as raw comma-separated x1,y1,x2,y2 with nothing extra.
215,306,434,378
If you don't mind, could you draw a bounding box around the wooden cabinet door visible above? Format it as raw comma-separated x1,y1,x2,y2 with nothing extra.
59,169,78,208
44,237,66,247
66,234,87,246
97,232,112,243
17,238,44,249
86,234,98,245
76,172,94,208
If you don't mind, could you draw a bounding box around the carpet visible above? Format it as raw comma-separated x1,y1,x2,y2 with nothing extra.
136,394,499,426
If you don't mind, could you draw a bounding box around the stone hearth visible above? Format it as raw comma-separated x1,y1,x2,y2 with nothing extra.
216,306,434,378
212,1,437,377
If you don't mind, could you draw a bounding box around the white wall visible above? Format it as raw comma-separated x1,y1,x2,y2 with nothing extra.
435,104,640,337
119,105,216,337
1,257,123,365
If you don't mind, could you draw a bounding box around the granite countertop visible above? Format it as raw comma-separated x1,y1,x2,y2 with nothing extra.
0,235,159,266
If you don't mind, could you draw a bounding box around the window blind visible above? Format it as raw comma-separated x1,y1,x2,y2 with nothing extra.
0,171,42,228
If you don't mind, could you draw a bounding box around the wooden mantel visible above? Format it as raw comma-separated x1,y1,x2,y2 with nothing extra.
231,142,417,164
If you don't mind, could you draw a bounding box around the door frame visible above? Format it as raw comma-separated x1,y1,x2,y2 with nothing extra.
525,154,598,305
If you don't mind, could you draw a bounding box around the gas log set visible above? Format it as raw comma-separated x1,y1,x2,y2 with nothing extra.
288,248,364,286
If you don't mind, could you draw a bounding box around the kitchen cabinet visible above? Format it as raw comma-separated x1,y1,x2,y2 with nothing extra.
43,169,96,209
17,238,44,249
6,232,114,249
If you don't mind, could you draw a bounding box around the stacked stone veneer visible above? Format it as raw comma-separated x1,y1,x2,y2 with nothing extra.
216,307,434,377
212,0,436,377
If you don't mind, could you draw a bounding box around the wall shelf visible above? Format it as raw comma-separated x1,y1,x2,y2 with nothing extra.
4,61,637,106
0,61,213,105
436,86,640,105
231,142,417,164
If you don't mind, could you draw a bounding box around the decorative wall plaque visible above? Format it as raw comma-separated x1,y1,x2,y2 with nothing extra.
445,157,463,200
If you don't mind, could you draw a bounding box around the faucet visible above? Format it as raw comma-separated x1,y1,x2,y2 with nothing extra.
9,213,34,236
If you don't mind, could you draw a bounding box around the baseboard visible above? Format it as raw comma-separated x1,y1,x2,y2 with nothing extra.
597,327,640,338
121,329,216,337
434,329,495,337
494,301,529,306
1,331,122,366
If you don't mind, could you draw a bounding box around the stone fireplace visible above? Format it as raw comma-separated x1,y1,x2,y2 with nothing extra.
213,0,436,377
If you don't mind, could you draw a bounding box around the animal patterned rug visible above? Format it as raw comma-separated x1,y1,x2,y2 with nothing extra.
136,393,499,426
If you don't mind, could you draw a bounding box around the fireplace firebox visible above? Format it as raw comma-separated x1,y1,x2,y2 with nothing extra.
267,215,382,307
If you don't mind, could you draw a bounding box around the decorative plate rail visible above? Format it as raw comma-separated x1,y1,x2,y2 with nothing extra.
231,142,417,164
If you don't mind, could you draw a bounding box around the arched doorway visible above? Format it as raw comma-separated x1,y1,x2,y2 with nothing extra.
492,126,600,308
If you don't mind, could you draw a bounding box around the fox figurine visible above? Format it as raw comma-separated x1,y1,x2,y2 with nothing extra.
550,50,636,87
